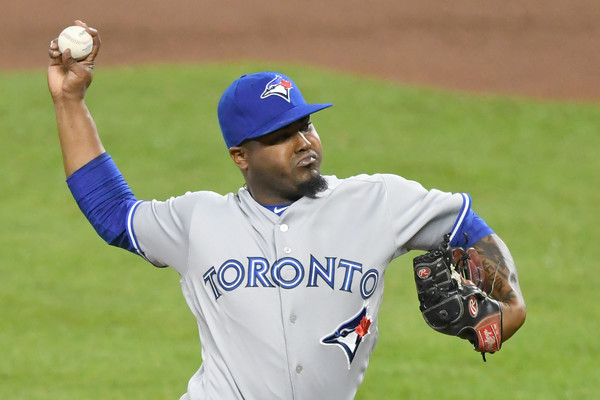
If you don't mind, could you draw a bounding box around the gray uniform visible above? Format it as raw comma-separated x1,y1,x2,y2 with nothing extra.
127,173,467,400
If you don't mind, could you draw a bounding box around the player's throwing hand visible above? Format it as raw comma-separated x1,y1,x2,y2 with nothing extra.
48,20,100,103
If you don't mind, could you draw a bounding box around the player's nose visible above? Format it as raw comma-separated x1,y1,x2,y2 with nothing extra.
294,131,312,152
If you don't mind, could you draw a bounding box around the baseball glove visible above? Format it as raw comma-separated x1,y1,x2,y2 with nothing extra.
413,234,502,360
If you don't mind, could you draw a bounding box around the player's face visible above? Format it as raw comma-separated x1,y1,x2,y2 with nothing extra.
233,116,326,205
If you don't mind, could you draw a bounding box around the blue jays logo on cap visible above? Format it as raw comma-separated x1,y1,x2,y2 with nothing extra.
260,75,293,102
321,306,372,368
218,71,333,148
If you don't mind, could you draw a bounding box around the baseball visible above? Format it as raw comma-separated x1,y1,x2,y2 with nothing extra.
57,25,93,60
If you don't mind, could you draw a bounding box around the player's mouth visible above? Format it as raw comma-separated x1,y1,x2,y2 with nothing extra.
296,151,319,167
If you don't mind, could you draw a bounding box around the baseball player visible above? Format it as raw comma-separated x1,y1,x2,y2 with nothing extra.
48,22,526,400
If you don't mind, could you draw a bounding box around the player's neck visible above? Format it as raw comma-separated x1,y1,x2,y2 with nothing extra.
261,203,292,216
246,186,301,207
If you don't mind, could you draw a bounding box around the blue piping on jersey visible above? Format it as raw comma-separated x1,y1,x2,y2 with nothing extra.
448,193,494,248
449,193,471,243
127,199,153,262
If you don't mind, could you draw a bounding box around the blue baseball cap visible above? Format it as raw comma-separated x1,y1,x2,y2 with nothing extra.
218,72,333,148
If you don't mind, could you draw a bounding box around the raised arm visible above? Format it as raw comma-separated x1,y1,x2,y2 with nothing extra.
473,233,526,342
48,22,140,253
48,20,104,177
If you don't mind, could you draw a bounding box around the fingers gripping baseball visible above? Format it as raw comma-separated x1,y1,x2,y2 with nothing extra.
48,20,101,102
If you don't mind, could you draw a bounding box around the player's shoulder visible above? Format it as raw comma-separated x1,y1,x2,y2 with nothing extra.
325,173,424,191
165,190,228,202
138,190,233,213
325,173,382,185
322,174,433,209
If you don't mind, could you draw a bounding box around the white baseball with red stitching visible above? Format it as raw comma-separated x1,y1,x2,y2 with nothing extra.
57,26,93,60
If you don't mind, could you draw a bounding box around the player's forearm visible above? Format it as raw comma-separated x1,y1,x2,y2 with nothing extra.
54,98,105,177
473,234,526,341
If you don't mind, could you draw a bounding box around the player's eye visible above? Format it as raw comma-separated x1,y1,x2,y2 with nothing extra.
260,131,293,145
258,118,312,146
300,122,312,133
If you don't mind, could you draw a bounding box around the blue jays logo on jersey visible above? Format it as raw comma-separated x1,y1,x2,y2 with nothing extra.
321,306,372,368
260,75,293,102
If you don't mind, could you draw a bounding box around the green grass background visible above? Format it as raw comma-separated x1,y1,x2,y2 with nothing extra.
1,63,599,399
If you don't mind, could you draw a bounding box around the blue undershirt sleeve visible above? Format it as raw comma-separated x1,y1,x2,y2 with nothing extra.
449,206,494,248
66,152,138,253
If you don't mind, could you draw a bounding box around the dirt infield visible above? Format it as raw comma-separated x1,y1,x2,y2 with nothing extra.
3,0,599,101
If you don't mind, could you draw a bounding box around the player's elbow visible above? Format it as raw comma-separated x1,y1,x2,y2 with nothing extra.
89,199,138,252
501,300,526,342
515,300,527,330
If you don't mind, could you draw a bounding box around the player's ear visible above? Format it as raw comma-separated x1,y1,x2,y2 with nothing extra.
229,146,249,171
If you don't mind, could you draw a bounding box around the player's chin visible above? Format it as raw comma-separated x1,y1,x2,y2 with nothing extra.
295,167,319,186
296,173,328,199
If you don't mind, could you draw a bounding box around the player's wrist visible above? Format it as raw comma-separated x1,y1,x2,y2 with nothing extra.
53,95,87,112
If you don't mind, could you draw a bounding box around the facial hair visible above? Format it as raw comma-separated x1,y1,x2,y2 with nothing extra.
297,174,328,199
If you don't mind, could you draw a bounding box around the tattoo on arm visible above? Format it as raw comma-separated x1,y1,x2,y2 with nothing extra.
473,234,520,304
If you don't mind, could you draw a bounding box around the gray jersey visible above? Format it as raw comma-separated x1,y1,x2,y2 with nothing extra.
127,173,467,400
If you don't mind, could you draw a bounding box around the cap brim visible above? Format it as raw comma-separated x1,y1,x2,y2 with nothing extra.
238,103,333,146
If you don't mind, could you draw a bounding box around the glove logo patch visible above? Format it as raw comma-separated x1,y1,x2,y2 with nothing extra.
468,296,478,317
476,319,502,353
321,305,372,368
416,267,431,279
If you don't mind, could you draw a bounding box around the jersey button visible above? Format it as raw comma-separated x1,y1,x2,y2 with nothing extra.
290,314,297,323
280,224,289,232
296,365,303,374
283,247,292,254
